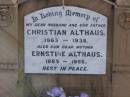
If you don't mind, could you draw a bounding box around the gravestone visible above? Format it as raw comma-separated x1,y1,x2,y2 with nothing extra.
24,6,107,74
18,0,113,97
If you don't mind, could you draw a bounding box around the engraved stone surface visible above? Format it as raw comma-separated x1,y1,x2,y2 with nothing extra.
24,6,107,74
0,6,14,27
119,12,130,29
